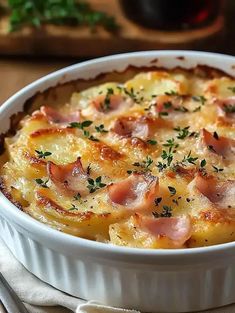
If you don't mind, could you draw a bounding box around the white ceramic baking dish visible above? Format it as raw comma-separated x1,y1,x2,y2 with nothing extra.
0,51,235,313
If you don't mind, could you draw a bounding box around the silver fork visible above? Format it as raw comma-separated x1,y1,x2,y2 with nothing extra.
0,272,29,313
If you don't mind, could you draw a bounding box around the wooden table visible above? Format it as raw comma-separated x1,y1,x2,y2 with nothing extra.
0,57,72,104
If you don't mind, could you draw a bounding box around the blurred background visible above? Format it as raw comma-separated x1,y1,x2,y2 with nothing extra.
0,0,234,104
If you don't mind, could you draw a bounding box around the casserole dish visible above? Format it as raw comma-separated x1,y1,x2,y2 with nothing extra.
0,51,235,312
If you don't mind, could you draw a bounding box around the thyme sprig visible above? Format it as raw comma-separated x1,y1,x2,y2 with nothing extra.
152,205,172,218
182,150,198,165
69,120,98,141
35,150,52,159
87,176,106,193
133,156,153,171
95,124,108,133
35,178,49,188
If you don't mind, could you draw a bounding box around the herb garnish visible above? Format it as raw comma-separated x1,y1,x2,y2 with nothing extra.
95,124,108,133
87,176,106,193
159,111,169,117
192,95,207,112
168,186,176,196
68,204,79,211
8,0,118,32
199,159,207,175
158,138,179,169
173,126,190,139
182,151,198,165
35,178,49,188
165,90,179,96
152,205,172,218
154,197,162,206
192,95,207,105
161,149,174,166
163,102,172,109
35,150,52,159
117,86,143,104
69,120,98,141
133,156,153,171
193,106,201,112
156,162,167,172
163,138,179,150
147,139,157,145
101,88,114,111
69,120,93,129
86,164,92,175
74,193,81,200
174,106,188,113
212,165,224,173
189,131,199,138
228,86,235,93
200,159,207,168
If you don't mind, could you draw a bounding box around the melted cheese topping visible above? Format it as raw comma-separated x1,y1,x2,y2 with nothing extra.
1,69,235,249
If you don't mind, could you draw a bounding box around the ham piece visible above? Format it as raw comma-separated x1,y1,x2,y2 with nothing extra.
40,106,80,124
108,173,159,211
47,157,88,196
137,214,192,248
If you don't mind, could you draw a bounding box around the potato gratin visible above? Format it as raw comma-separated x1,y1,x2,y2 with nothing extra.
0,68,235,249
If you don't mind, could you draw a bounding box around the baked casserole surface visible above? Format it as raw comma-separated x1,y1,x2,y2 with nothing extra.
1,67,234,249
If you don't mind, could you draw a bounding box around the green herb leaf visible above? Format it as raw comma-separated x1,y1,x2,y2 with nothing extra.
156,161,167,172
101,88,114,111
212,165,224,173
81,120,93,128
69,204,79,211
159,111,168,117
117,86,144,104
165,90,179,96
168,186,176,196
147,139,157,145
174,106,188,113
95,124,108,133
74,193,81,200
152,205,172,218
69,120,92,129
182,151,198,165
133,156,153,171
161,149,173,166
193,106,201,112
163,101,172,109
154,197,162,206
35,150,52,159
228,86,235,93
173,126,190,139
87,176,106,193
35,178,49,188
8,0,119,33
163,138,179,149
200,159,207,168
192,95,207,105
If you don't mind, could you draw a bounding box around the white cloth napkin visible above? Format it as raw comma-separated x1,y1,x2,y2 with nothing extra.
0,237,235,313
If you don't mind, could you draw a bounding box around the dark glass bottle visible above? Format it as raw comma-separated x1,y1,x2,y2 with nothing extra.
120,0,223,30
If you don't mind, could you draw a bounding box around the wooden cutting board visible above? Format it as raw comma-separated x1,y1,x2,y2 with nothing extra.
0,0,224,57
